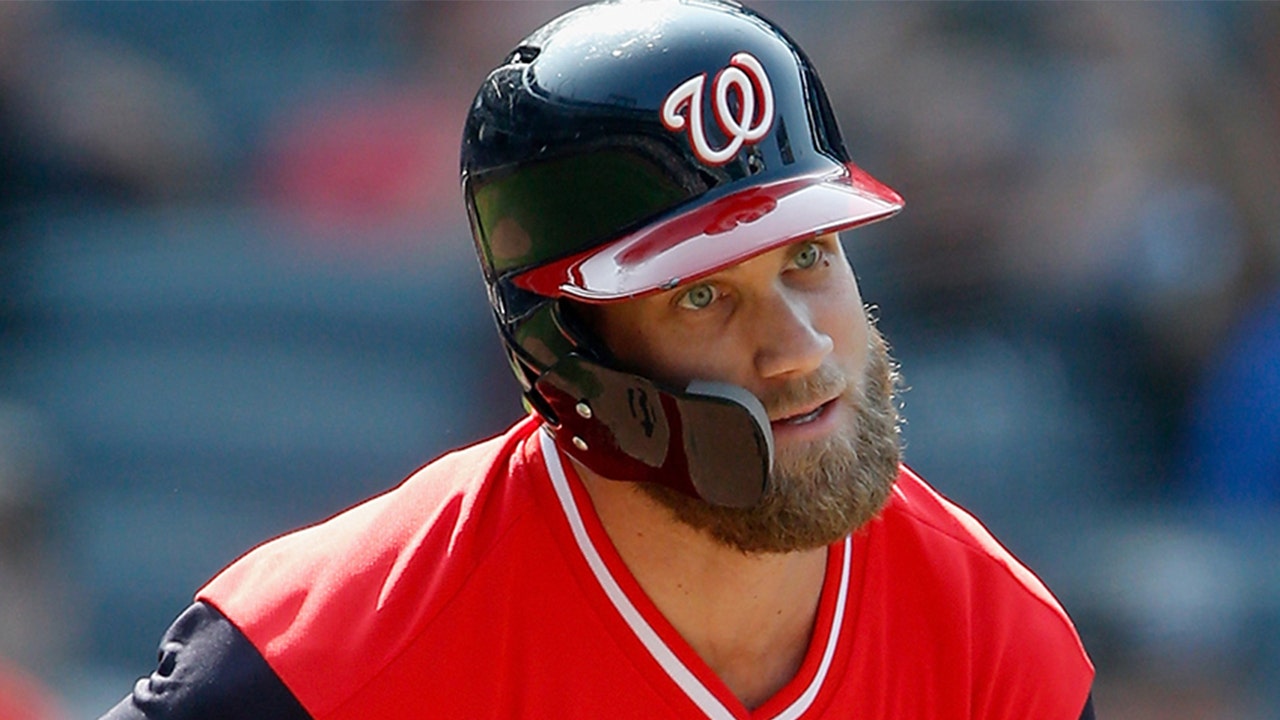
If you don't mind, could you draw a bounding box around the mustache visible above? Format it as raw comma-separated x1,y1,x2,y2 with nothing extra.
760,363,849,420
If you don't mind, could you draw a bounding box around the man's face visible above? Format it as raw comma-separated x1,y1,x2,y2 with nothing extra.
580,234,902,553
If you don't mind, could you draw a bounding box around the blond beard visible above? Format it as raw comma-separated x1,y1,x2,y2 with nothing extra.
637,324,903,554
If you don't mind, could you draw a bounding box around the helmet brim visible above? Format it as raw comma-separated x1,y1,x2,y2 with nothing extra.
513,161,903,303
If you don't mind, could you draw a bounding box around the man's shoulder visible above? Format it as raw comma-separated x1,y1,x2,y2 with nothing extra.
860,466,1094,709
874,466,1066,611
194,415,549,659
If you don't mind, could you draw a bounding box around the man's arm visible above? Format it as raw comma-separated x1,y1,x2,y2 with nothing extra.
99,602,311,720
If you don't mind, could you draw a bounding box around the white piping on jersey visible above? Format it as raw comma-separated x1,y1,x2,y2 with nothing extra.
539,430,850,719
772,537,851,720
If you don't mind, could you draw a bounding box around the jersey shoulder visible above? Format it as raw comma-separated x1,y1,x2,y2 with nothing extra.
196,414,548,715
880,466,1070,615
860,466,1095,715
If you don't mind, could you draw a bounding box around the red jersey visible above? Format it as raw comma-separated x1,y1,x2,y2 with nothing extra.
198,415,1094,718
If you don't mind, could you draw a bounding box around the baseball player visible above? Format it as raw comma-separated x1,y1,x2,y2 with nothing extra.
101,1,1095,718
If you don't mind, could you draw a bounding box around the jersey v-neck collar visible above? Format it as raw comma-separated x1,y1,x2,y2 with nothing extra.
537,429,853,719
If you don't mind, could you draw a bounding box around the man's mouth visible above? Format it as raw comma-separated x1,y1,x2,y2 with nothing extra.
771,397,838,427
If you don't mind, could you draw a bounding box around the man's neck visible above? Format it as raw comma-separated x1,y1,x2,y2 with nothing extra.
573,460,829,710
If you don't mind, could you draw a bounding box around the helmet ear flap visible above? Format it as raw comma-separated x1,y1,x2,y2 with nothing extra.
500,297,609,431
506,345,561,426
522,387,561,428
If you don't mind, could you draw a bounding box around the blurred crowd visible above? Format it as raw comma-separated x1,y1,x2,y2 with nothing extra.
0,3,1276,718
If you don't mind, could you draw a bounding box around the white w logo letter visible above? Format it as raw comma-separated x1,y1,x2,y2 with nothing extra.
661,52,774,166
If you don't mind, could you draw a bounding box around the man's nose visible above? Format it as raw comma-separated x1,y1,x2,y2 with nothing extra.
753,291,833,380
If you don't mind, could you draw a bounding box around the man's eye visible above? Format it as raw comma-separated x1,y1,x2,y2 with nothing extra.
793,242,821,269
677,284,717,310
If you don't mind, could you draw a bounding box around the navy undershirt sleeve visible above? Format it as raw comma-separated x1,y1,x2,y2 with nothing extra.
98,601,311,720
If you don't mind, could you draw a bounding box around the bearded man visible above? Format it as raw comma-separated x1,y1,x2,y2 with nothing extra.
102,2,1095,718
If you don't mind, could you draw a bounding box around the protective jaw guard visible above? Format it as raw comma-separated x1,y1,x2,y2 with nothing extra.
534,354,773,508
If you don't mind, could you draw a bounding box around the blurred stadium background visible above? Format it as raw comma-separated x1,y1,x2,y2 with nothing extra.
0,2,1277,718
